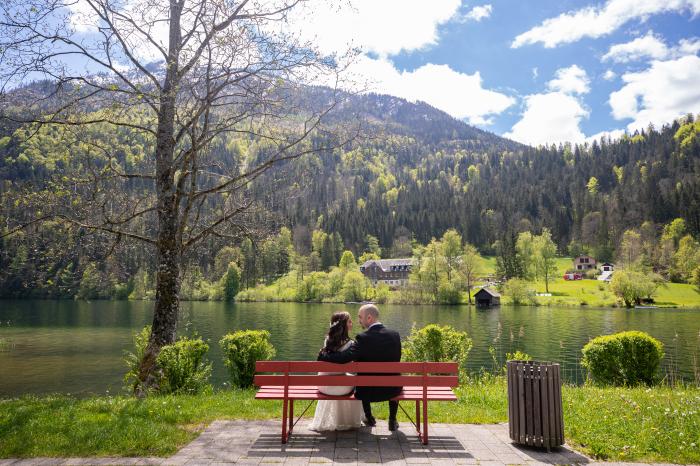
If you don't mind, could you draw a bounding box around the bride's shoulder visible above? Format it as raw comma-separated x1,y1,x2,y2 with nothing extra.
340,339,355,350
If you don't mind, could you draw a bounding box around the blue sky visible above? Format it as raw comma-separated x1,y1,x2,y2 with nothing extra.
59,0,700,145
296,0,700,145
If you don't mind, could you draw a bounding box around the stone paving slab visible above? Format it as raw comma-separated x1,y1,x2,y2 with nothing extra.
0,420,685,465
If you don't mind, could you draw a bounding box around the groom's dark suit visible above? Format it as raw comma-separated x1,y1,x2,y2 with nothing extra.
318,323,401,422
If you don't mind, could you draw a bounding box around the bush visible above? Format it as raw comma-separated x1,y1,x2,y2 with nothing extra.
501,278,536,305
341,270,367,302
403,324,472,381
374,283,391,304
610,270,661,307
220,330,276,387
581,331,664,386
222,262,241,302
123,325,151,392
506,350,532,362
437,280,461,304
156,336,212,394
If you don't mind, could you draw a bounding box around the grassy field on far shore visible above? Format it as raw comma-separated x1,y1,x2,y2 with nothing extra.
478,256,700,308
1,380,698,463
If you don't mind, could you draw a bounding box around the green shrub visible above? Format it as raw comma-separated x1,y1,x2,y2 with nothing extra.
437,280,461,304
341,270,367,302
123,325,151,392
374,283,391,304
219,330,276,387
403,324,472,381
506,350,532,362
581,331,664,386
222,262,241,302
501,278,536,305
156,336,212,394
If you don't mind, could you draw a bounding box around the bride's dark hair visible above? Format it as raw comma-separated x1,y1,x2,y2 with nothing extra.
323,311,351,352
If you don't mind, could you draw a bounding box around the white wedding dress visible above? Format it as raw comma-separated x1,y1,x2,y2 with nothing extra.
308,340,364,431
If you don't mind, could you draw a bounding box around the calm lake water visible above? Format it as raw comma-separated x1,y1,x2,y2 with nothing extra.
1,300,699,397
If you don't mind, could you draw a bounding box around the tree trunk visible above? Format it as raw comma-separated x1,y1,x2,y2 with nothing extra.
467,278,472,304
135,110,180,393
135,0,182,395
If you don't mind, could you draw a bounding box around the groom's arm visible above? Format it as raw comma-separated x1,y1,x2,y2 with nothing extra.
317,335,365,363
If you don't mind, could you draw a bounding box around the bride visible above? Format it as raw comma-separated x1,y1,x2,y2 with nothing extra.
309,311,364,431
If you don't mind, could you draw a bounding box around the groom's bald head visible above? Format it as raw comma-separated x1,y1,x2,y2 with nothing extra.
358,304,379,329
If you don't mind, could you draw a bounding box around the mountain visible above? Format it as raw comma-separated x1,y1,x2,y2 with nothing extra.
0,84,699,297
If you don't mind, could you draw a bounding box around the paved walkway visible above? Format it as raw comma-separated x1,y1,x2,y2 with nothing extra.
0,420,679,466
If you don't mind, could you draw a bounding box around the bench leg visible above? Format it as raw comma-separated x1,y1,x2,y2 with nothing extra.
288,399,294,435
422,399,429,445
415,400,421,435
282,398,288,444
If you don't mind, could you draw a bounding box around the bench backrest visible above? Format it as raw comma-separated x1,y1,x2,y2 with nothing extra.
254,361,459,388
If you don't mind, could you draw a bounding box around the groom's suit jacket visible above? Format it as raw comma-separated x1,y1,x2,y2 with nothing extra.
318,323,402,402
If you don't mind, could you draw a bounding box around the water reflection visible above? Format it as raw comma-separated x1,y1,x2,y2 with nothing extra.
1,300,699,396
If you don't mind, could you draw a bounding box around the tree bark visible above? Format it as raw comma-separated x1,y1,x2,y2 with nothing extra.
135,0,183,395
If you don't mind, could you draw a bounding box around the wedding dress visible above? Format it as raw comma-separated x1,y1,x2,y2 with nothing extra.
308,340,364,431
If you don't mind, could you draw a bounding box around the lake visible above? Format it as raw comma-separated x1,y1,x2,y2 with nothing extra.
1,300,699,397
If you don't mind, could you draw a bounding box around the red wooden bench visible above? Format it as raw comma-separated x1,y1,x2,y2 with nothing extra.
254,361,459,445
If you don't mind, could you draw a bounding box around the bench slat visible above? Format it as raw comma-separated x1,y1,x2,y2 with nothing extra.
255,361,458,373
254,390,458,401
254,374,458,388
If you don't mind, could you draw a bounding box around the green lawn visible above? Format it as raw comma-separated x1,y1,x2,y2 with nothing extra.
521,278,700,308
2,382,699,463
479,256,700,308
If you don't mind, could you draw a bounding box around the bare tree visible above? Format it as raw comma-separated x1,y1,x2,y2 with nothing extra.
0,0,355,392
460,243,481,305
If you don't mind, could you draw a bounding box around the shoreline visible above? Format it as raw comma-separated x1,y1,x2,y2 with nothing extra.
2,296,699,310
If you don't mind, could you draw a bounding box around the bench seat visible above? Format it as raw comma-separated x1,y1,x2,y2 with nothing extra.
255,386,458,401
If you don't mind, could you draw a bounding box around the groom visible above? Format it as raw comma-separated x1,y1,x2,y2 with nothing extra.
318,304,401,431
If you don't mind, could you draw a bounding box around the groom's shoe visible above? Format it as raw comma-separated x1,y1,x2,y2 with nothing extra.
388,418,399,431
363,416,377,427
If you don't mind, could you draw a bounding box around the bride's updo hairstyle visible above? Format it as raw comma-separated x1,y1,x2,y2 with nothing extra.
323,311,351,352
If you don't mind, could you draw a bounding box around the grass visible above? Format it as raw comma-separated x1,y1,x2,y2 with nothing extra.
1,381,699,463
520,278,700,308
485,256,700,308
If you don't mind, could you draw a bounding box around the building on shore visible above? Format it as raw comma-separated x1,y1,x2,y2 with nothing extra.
474,287,501,307
359,258,413,288
572,255,597,271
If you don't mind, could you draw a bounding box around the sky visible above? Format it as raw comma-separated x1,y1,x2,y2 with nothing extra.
289,0,700,146
62,0,700,146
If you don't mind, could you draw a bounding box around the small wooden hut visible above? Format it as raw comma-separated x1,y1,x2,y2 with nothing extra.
475,287,500,307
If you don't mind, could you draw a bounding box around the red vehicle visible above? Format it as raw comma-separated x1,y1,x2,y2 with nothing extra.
563,273,583,281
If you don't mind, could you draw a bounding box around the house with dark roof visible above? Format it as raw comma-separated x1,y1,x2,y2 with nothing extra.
359,258,413,288
474,287,500,307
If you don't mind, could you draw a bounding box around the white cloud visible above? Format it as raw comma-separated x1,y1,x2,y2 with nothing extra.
512,0,700,48
506,65,592,145
547,65,590,94
585,129,626,144
348,57,514,124
602,32,670,62
678,37,700,55
603,70,618,80
290,0,462,57
67,0,98,33
66,0,512,126
532,67,539,79
603,32,700,63
69,0,463,63
504,92,590,145
462,4,493,22
609,54,700,130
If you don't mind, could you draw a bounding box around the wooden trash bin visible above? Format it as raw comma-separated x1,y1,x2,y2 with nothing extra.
507,360,564,451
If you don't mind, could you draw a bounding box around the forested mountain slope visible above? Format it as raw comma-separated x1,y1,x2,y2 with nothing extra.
1,84,699,297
